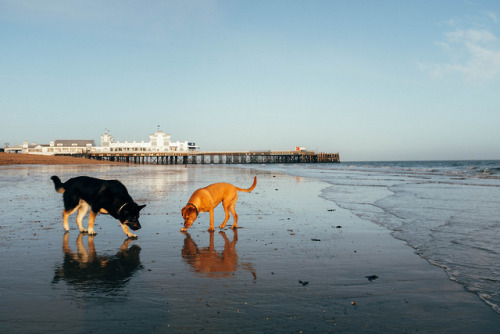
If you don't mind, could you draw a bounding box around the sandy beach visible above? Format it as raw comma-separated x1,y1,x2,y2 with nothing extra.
0,162,499,333
0,152,122,165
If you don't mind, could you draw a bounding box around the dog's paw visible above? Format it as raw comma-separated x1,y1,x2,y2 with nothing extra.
88,230,97,236
79,229,88,234
127,234,138,239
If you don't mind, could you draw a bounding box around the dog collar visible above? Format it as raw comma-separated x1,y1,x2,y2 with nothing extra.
188,202,199,217
117,203,129,215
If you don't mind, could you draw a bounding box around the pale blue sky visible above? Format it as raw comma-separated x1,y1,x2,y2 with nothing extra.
1,0,499,161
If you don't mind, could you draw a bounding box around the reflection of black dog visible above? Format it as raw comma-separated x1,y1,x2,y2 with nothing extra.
52,233,143,292
181,230,256,279
51,175,146,238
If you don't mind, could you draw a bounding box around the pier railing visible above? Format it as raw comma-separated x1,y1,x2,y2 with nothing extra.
85,150,340,165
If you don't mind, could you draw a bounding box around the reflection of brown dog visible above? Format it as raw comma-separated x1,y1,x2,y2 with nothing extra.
181,177,257,232
181,230,256,279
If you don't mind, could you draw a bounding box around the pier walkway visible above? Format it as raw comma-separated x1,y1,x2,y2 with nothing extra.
86,151,340,165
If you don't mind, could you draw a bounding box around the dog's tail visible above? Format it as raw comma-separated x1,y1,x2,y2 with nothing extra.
236,176,257,193
240,262,257,280
51,175,65,194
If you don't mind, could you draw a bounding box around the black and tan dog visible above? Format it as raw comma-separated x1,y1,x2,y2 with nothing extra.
51,175,145,238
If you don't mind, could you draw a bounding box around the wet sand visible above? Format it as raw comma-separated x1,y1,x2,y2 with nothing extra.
1,164,499,333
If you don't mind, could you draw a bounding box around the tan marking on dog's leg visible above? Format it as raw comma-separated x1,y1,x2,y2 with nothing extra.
120,223,137,238
76,201,89,233
208,209,215,232
63,204,80,232
62,211,70,232
87,210,98,235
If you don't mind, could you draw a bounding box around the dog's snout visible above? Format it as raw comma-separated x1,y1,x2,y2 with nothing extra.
127,221,141,231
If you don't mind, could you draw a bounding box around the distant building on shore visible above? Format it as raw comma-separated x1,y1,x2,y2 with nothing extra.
3,129,198,155
93,130,198,153
3,139,95,155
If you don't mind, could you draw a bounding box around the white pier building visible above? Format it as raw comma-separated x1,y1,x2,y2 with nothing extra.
93,130,198,153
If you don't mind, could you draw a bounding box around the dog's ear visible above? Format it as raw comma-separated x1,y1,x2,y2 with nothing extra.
138,204,146,211
181,206,186,217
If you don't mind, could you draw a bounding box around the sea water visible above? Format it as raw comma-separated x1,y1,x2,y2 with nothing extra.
246,160,500,314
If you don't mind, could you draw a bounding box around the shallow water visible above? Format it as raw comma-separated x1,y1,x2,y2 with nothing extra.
1,164,499,333
246,160,500,314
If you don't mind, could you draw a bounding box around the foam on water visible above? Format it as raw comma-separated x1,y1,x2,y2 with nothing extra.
246,160,500,314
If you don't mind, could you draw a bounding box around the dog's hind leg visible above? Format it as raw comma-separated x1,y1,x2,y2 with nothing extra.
62,192,81,232
62,211,71,232
218,204,231,229
229,201,238,229
62,205,80,232
75,201,89,233
219,194,238,229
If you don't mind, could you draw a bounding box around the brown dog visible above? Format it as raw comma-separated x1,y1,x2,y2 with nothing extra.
181,176,257,232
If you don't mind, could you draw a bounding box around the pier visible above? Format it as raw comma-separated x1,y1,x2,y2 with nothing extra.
86,150,340,165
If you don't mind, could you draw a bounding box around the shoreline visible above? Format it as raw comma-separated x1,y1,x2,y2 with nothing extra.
0,152,123,165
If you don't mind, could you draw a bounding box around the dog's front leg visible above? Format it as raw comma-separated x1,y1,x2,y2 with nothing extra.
87,210,98,235
120,223,137,239
208,209,215,232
